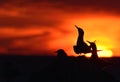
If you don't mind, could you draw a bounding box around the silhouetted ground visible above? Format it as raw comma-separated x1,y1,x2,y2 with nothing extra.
0,55,120,82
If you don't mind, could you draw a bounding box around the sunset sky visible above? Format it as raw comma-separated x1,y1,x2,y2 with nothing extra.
0,0,120,57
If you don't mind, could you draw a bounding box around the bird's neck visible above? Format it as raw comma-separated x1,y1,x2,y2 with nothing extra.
78,33,84,42
90,44,99,60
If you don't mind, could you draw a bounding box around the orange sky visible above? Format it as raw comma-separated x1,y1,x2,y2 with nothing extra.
0,0,120,57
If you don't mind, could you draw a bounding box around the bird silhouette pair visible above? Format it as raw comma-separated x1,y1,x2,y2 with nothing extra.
73,25,101,55
56,25,99,56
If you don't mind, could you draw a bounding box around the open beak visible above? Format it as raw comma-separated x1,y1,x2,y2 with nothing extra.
86,40,96,44
86,40,92,44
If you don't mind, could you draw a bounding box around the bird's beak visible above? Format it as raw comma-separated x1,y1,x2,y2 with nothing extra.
75,25,79,29
55,50,59,53
86,40,91,44
94,40,96,43
55,51,57,53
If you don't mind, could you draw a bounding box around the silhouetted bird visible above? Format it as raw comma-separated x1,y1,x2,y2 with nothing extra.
73,25,91,55
88,41,110,68
87,41,99,61
56,49,68,59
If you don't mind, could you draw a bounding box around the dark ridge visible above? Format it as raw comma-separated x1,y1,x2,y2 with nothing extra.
0,55,119,82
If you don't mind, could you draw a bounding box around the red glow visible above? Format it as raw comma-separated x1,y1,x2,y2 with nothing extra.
0,1,119,57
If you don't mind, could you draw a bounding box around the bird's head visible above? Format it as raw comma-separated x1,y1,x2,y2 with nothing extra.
55,49,67,58
75,25,84,34
56,49,65,53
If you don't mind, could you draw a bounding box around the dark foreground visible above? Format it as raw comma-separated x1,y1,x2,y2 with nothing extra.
0,55,120,82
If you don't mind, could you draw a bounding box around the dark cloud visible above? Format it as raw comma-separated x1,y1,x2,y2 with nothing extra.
47,0,120,14
13,0,120,14
0,32,50,47
0,1,64,28
0,15,62,27
1,0,120,13
0,31,51,54
0,0,120,28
